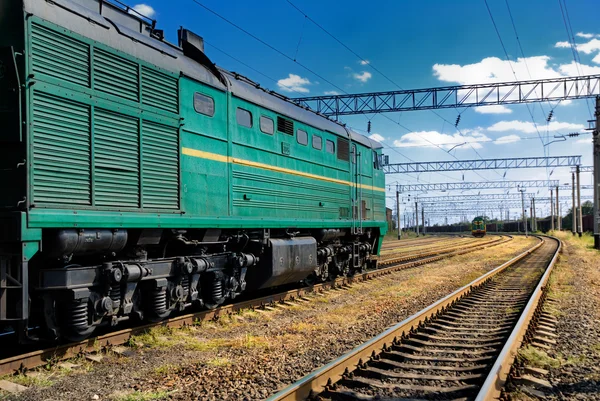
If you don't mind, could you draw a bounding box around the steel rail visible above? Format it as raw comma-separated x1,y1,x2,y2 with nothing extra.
265,235,554,401
380,236,489,253
475,235,561,400
0,235,512,376
379,236,505,266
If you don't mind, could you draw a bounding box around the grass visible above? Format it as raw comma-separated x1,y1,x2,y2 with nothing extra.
6,373,54,388
112,390,170,401
287,321,323,333
518,345,561,369
205,357,232,367
153,364,179,376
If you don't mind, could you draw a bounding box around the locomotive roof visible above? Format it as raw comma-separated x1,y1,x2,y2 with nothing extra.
26,0,383,150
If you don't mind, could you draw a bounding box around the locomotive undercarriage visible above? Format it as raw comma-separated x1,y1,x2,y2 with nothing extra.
9,227,376,342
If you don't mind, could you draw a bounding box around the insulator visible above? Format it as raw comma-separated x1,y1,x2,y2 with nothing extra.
367,121,372,133
212,278,223,302
455,115,461,127
547,110,554,122
65,300,89,331
151,287,168,315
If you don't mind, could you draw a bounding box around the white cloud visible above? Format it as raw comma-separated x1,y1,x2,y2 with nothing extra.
487,120,585,134
559,61,600,75
277,74,311,93
494,135,521,144
474,105,512,114
555,41,571,48
433,56,562,85
555,37,600,64
368,133,385,142
576,32,596,39
573,38,600,54
353,71,372,83
392,130,490,149
324,90,340,96
576,137,592,144
130,4,155,18
360,60,370,65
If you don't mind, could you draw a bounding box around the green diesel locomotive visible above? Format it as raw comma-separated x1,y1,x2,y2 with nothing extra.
0,0,386,341
472,217,486,238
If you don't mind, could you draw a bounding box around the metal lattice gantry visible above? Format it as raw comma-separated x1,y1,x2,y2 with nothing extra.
571,166,594,173
293,75,600,116
384,156,581,174
417,193,547,203
419,194,592,204
421,201,554,212
397,180,559,193
420,199,592,212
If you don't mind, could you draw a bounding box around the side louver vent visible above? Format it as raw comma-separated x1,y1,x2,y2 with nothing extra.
32,92,91,205
277,116,294,135
142,122,179,209
94,49,139,102
337,137,350,161
141,66,179,114
94,109,140,207
31,23,90,87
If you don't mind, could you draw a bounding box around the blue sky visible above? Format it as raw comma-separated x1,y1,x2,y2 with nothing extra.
132,0,598,222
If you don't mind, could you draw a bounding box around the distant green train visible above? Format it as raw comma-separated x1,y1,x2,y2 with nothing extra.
472,217,486,238
0,0,386,342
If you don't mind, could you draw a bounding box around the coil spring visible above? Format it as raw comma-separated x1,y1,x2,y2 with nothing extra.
152,287,168,315
181,275,190,292
109,285,121,304
65,300,88,330
212,279,223,301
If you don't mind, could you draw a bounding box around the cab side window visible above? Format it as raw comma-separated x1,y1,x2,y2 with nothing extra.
236,108,252,128
297,129,308,145
260,115,274,134
194,93,215,117
326,139,335,154
313,135,322,150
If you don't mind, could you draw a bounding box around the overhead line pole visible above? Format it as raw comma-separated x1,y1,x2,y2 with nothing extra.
572,172,577,235
415,201,419,237
550,189,555,232
577,165,583,237
531,198,537,231
556,186,561,231
594,96,600,248
396,190,401,240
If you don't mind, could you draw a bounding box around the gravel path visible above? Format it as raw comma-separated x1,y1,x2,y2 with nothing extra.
3,236,536,401
536,233,600,400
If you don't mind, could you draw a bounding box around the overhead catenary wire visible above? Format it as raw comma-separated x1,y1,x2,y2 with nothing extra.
483,0,546,151
558,0,593,119
283,0,498,184
190,0,348,95
192,0,475,186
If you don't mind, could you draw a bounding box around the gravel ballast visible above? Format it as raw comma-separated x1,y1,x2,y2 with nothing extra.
523,233,600,401
3,236,537,401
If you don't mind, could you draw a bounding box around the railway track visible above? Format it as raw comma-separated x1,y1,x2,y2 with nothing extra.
0,235,512,377
266,235,559,401
379,237,503,266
